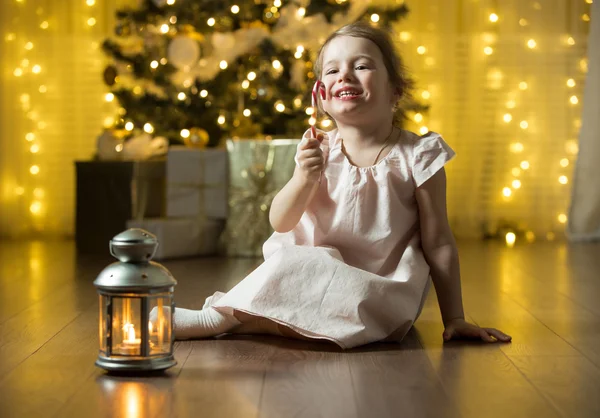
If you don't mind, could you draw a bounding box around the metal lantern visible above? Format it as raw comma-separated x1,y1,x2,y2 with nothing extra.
94,228,177,372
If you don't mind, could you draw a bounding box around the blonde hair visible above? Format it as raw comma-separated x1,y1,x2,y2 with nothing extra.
314,22,415,124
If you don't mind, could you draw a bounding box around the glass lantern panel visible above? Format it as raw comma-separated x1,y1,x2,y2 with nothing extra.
99,295,109,354
148,295,172,355
111,297,142,356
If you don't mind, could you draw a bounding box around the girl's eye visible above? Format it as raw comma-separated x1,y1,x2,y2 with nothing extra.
325,69,338,75
356,65,368,70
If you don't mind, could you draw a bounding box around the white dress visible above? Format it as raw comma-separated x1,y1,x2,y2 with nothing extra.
212,129,456,349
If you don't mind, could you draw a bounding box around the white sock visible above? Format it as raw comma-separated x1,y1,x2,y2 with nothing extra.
173,307,241,340
150,306,240,340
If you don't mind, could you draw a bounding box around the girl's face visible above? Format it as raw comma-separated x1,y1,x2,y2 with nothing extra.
320,35,397,126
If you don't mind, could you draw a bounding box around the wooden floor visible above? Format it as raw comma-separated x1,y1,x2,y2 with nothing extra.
0,239,599,418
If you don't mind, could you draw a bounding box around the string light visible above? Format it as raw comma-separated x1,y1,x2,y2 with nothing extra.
26,133,35,141
217,115,226,125
180,129,190,138
489,13,499,22
558,214,567,224
305,107,314,115
503,113,513,123
177,92,186,100
160,24,169,33
512,180,522,189
200,90,208,98
560,158,569,167
86,0,96,5
241,80,250,89
414,113,423,123
503,187,512,197
150,60,159,69
14,68,23,77
417,46,427,55
484,46,494,55
143,123,154,134
519,81,528,90
505,232,516,247
272,60,281,69
519,18,528,26
567,37,575,46
247,72,257,81
520,121,528,129
243,109,251,117
104,93,114,102
527,39,537,49
167,0,176,5
370,14,380,23
30,202,42,214
566,78,576,87
419,126,429,135
207,18,215,26
32,64,41,73
399,31,411,42
25,42,33,50
275,101,285,112
125,122,134,131
297,7,306,18
520,161,530,170
558,176,568,185
87,18,97,27
219,60,228,69
569,95,578,105
30,144,40,153
40,21,49,29
512,168,521,176
30,165,40,175
421,90,431,99
510,142,524,153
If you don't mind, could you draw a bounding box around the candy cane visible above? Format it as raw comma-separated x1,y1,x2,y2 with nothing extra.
311,80,326,139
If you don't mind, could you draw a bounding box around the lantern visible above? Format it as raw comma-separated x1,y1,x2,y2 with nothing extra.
94,229,177,372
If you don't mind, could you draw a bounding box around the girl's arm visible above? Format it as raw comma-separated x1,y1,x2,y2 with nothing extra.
416,168,512,343
269,167,320,233
415,168,465,325
269,132,326,233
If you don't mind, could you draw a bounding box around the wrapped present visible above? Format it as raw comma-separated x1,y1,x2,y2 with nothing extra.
75,160,165,254
166,146,228,219
221,139,299,257
126,217,225,260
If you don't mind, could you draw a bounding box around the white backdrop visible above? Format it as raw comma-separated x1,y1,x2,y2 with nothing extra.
568,0,600,241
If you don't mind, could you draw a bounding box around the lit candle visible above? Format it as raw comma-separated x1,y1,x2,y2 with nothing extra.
120,323,141,353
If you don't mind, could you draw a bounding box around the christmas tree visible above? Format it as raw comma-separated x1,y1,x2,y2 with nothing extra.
102,0,419,147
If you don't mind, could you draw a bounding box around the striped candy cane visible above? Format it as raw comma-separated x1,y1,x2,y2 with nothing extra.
311,80,326,139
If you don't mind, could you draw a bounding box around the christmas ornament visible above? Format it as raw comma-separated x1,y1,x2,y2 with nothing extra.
103,65,118,86
167,36,200,70
183,128,210,148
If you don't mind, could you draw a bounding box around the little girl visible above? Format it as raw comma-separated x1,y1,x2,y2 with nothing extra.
172,22,512,349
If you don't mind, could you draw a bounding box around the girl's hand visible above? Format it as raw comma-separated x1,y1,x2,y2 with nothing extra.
295,131,328,184
443,318,512,343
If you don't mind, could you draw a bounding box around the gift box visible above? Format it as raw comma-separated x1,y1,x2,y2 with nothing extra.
221,139,299,257
75,160,166,254
166,146,228,219
126,217,225,260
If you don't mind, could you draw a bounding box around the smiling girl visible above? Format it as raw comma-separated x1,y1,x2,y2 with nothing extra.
169,22,512,349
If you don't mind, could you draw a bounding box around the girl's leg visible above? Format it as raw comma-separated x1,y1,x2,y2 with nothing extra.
157,306,241,340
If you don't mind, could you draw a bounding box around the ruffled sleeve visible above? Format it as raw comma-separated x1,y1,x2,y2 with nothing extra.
412,132,456,187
